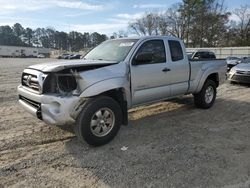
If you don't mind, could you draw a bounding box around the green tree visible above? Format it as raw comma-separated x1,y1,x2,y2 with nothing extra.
12,23,25,45
0,25,18,46
90,32,107,47
23,28,34,46
233,5,250,46
0,23,108,50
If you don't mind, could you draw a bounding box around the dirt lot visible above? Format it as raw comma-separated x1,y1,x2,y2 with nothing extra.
0,58,250,188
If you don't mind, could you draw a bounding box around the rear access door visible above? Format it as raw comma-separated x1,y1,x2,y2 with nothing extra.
166,40,190,96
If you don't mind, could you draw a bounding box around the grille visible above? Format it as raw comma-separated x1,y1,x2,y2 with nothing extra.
236,70,250,75
22,73,40,92
232,75,250,83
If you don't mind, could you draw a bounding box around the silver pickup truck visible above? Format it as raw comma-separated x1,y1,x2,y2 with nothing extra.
17,36,227,146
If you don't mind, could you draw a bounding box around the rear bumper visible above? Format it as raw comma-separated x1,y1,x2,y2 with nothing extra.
17,85,84,125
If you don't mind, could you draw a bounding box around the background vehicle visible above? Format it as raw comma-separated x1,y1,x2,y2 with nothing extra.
18,36,227,146
67,54,82,59
228,57,250,84
37,54,46,58
58,53,70,59
187,52,193,59
226,56,240,70
188,50,216,60
235,57,248,64
241,57,250,64
20,53,26,58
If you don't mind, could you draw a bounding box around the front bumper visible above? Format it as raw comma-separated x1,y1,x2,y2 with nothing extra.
17,85,84,125
228,73,250,84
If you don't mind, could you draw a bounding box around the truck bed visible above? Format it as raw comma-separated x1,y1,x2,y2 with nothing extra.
188,59,227,93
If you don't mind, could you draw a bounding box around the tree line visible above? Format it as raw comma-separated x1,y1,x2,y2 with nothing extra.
129,0,250,47
0,0,249,49
0,23,108,51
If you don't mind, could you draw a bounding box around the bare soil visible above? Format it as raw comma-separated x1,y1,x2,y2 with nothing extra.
0,58,250,188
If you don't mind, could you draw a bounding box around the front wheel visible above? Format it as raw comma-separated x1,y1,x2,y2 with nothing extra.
193,80,217,109
75,96,122,146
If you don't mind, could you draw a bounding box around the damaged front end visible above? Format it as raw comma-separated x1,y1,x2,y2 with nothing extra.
18,68,87,126
18,60,123,126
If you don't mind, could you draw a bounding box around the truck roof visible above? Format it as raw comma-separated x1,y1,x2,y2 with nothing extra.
111,35,181,41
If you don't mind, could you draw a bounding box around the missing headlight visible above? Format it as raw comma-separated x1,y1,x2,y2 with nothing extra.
43,72,77,94
58,75,77,93
43,74,57,93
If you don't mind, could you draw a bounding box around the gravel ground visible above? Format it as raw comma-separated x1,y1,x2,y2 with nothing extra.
0,58,250,188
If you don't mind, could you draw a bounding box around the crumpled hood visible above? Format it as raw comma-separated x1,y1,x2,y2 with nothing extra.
28,59,118,72
234,63,250,71
27,59,127,94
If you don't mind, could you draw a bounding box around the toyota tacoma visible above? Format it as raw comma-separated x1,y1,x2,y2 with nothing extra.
18,36,227,146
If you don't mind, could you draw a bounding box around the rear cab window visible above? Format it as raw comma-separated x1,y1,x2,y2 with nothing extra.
168,40,184,61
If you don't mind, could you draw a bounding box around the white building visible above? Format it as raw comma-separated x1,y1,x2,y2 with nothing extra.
0,45,51,57
187,46,250,58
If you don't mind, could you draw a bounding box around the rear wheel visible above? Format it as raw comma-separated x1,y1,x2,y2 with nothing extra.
193,79,217,109
75,96,122,146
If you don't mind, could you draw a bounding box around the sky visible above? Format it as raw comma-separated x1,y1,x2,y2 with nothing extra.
0,0,249,36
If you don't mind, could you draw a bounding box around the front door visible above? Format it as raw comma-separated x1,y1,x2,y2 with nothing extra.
130,39,171,105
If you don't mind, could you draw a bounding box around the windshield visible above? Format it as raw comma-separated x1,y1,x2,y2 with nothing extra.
84,39,138,62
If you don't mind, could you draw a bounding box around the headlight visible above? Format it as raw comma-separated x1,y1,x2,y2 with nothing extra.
229,67,236,75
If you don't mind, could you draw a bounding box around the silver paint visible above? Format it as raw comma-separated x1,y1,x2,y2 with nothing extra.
17,36,227,126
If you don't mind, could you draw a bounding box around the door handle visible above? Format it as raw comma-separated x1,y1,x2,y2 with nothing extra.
162,67,171,72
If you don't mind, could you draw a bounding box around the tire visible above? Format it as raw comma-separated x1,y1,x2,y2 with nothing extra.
75,96,122,146
193,79,217,109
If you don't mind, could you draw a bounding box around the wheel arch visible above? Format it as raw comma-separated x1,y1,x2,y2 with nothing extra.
195,72,219,93
81,85,129,125
100,88,128,125
207,73,219,87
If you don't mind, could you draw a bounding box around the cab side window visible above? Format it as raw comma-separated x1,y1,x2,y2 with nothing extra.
168,40,184,62
135,40,166,64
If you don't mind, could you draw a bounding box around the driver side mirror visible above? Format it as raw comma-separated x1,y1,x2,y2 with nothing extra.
132,52,153,65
